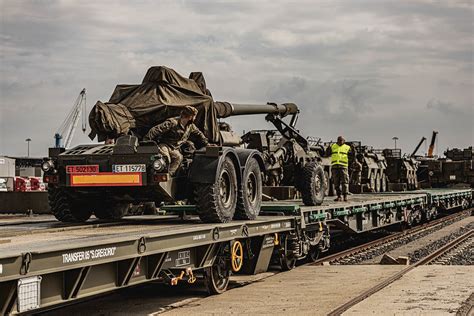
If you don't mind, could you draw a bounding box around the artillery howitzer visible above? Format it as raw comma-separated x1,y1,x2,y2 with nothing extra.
240,106,325,205
43,66,323,224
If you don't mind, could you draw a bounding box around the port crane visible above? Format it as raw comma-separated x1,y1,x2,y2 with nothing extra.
54,88,87,148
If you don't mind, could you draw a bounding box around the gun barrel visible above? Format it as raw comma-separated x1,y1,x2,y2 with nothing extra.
215,102,298,118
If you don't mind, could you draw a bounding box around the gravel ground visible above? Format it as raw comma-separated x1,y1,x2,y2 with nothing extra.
336,213,471,265
409,222,474,264
446,240,474,265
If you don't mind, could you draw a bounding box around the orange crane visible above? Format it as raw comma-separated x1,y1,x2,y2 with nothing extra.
427,131,438,157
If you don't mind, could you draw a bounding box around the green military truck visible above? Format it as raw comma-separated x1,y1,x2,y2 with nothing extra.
43,66,325,223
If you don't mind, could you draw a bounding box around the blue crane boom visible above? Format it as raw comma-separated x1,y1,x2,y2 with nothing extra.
54,88,87,148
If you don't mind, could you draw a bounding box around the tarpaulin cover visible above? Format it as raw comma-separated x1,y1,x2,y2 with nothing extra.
88,66,219,142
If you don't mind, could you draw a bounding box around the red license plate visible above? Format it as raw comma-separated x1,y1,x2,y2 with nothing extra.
66,165,99,174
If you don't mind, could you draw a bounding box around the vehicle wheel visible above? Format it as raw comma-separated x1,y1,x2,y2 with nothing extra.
298,162,325,206
407,175,412,190
205,256,231,295
369,172,376,192
374,173,381,192
381,174,387,192
235,158,262,220
194,157,238,223
324,171,330,196
48,187,92,222
94,202,129,220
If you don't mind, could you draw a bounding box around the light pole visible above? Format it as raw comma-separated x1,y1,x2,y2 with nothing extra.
25,138,31,157
392,137,399,149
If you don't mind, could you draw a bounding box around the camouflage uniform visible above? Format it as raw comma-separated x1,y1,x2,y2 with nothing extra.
145,117,208,174
351,160,362,186
332,166,350,197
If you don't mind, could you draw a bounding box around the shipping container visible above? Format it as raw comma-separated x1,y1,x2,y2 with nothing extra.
0,156,16,178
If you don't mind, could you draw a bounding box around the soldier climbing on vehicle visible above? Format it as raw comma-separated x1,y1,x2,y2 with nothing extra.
144,105,208,175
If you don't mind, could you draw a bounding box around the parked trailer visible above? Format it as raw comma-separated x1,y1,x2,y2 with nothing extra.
0,189,471,315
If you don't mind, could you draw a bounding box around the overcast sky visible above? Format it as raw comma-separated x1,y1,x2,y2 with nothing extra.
1,0,472,158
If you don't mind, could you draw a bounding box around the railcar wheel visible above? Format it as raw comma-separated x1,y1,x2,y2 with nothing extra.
299,162,325,206
308,246,320,262
195,157,238,223
205,256,231,295
235,158,262,220
406,211,415,227
280,253,297,271
48,187,92,222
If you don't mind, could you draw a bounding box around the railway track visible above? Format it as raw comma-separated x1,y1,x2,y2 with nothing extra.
325,220,474,315
312,208,472,266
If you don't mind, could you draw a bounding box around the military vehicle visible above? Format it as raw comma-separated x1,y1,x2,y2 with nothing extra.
342,142,387,193
382,148,418,191
418,147,474,188
241,115,325,205
42,66,324,224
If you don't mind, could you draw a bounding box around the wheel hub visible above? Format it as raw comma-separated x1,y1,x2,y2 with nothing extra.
219,170,232,207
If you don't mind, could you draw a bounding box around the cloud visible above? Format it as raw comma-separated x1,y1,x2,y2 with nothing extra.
0,0,472,157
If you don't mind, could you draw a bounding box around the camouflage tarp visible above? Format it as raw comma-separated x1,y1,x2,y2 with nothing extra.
88,66,219,142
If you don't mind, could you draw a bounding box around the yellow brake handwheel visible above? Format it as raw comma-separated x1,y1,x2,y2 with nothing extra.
231,241,243,272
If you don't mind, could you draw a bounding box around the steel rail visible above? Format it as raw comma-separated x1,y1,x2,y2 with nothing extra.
327,228,474,316
312,209,472,265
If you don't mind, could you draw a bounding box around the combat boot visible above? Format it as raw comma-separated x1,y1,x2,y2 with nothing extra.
343,195,348,202
334,196,342,202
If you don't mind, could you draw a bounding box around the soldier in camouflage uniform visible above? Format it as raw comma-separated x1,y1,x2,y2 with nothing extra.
351,155,363,186
145,106,208,175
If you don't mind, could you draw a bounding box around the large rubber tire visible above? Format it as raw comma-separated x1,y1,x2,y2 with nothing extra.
369,172,376,192
374,172,381,193
324,171,330,197
381,174,387,192
48,187,92,222
298,162,325,206
235,158,262,220
94,202,129,220
194,157,238,223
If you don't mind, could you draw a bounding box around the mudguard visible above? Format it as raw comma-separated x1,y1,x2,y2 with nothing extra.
234,148,265,174
189,147,242,184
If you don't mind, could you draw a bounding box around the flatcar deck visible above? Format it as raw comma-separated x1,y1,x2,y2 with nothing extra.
0,188,471,315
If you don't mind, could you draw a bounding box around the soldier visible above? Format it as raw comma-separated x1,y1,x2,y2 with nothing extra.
351,155,363,188
145,106,208,175
328,136,352,202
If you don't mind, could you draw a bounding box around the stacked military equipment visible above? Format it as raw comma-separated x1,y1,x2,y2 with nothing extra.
382,148,418,191
43,66,325,224
418,147,473,188
346,142,387,193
